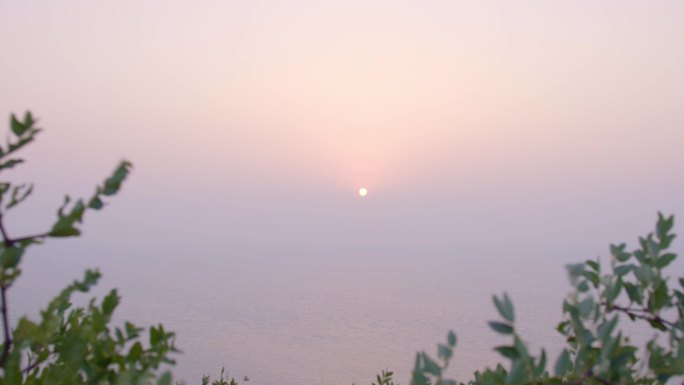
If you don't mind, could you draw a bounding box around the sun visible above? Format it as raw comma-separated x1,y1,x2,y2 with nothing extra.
358,187,368,197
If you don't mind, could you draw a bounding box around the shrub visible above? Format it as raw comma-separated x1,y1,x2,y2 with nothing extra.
0,112,176,385
411,213,684,385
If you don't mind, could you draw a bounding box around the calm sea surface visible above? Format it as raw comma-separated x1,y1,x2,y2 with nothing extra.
12,242,680,385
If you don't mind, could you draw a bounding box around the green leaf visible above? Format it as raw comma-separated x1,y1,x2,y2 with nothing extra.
438,344,452,362
646,238,660,259
614,264,633,276
6,183,34,209
657,212,674,242
649,319,668,331
412,370,429,385
556,321,569,334
10,113,29,136
422,353,441,376
151,326,160,345
102,160,132,196
489,321,514,334
0,246,24,268
493,293,515,323
577,280,590,292
624,282,642,304
582,270,600,287
447,330,457,347
102,290,120,316
0,158,24,170
125,321,141,339
634,265,653,285
586,260,599,272
157,372,173,385
605,278,622,304
649,280,668,311
505,360,525,385
610,243,630,262
49,227,81,237
535,349,547,377
127,342,143,362
597,316,619,344
513,335,530,359
88,195,104,210
656,253,676,269
495,346,519,360
578,297,595,317
554,349,572,376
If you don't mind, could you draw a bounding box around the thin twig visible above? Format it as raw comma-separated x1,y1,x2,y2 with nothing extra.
0,213,12,246
10,232,51,245
21,358,40,374
0,212,12,367
609,304,677,328
0,284,11,367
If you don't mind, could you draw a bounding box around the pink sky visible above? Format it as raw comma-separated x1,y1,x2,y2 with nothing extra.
0,0,683,256
3,3,684,383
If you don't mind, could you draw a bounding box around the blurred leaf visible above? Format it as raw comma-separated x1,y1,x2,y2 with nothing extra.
438,343,452,363
649,319,668,331
505,360,525,385
614,264,633,276
10,113,30,136
6,183,34,209
624,282,643,304
554,349,572,376
422,353,441,377
0,246,24,268
0,158,24,170
49,227,81,237
157,372,173,385
656,253,677,269
586,260,599,272
102,290,120,316
578,297,595,317
611,243,631,262
582,270,600,287
102,161,132,196
495,346,519,360
535,349,547,377
493,293,515,323
597,316,619,344
605,277,622,304
649,280,668,312
447,330,457,347
88,195,104,210
489,321,514,335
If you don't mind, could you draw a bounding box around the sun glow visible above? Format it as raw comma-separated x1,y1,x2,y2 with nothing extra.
358,187,368,197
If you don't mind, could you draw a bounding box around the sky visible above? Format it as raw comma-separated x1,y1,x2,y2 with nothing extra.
2,1,684,383
0,0,683,262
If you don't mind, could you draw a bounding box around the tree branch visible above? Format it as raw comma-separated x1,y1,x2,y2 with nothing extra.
0,213,13,247
609,304,677,328
10,232,51,245
0,212,51,246
0,284,11,367
21,357,40,374
0,212,12,367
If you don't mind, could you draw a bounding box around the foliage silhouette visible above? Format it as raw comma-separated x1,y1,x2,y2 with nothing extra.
410,213,684,385
0,112,176,385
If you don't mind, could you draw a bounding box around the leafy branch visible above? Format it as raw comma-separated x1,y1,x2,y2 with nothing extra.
0,112,176,385
408,213,684,385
